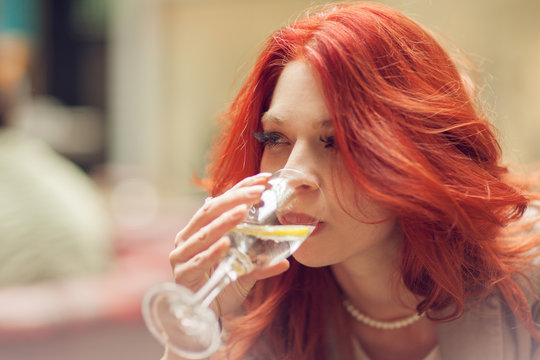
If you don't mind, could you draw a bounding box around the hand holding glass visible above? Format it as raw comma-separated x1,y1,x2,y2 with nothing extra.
142,169,325,359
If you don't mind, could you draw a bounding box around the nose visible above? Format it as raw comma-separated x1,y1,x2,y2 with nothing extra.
283,170,319,193
271,167,325,222
281,141,320,190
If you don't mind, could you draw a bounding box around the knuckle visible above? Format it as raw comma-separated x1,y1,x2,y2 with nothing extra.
201,200,213,214
195,228,208,242
174,230,186,247
191,253,205,267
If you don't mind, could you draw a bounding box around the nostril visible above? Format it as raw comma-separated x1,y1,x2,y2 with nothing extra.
276,168,321,194
288,178,316,192
298,183,314,191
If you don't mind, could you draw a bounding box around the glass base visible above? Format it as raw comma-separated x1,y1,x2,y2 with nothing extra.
142,283,222,359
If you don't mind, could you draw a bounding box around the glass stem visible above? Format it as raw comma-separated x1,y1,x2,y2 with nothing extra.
193,254,243,310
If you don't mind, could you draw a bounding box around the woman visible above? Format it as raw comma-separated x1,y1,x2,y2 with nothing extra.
168,2,540,359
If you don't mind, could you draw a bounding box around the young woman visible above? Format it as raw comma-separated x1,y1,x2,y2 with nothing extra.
167,2,540,359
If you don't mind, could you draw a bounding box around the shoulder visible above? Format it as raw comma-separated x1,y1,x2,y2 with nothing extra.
437,293,539,359
437,261,540,359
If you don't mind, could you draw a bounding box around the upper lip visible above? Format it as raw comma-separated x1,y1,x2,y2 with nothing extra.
278,212,319,226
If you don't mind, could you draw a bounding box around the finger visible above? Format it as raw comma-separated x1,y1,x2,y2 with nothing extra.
228,172,272,191
177,184,266,244
243,259,290,282
231,260,290,300
252,259,290,280
171,236,230,288
172,203,247,263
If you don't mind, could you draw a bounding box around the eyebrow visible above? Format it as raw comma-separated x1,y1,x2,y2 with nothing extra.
260,112,333,129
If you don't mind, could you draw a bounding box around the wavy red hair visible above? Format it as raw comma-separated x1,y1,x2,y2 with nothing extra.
204,2,539,359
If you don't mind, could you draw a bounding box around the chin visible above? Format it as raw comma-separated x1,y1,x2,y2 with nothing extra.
292,247,332,268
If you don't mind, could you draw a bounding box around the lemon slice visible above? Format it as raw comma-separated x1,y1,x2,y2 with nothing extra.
232,223,314,241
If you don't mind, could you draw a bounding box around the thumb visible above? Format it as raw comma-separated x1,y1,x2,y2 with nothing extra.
234,259,290,298
249,259,290,281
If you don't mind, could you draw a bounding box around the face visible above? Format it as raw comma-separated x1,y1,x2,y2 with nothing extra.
258,60,401,268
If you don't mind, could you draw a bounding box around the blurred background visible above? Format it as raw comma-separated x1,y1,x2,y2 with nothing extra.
0,0,538,359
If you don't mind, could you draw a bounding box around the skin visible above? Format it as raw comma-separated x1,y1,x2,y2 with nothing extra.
259,61,401,270
167,60,437,360
169,173,290,317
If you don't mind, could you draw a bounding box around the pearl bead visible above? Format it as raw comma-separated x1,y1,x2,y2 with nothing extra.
343,299,425,330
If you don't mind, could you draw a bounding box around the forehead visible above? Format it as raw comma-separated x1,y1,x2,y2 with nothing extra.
263,60,332,129
261,112,333,130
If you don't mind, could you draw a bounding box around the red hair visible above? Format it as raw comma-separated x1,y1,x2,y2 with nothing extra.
204,2,540,359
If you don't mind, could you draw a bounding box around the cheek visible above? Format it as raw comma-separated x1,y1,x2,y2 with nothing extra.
293,217,400,268
330,168,392,222
259,151,287,174
344,196,394,223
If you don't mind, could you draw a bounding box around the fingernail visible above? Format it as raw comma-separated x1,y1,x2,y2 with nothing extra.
257,172,272,177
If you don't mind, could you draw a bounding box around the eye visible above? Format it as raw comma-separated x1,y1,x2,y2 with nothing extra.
319,135,335,149
253,131,288,148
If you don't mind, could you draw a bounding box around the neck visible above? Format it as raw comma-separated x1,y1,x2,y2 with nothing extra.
331,245,420,320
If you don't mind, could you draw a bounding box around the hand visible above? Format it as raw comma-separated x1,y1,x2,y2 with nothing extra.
169,173,290,318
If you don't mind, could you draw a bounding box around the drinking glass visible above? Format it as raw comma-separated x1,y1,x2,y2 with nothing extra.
142,169,325,359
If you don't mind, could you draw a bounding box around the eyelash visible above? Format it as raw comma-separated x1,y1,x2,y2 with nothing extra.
253,131,285,147
319,135,335,149
253,131,335,149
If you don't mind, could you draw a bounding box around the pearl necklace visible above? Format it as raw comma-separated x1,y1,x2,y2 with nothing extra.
343,299,425,330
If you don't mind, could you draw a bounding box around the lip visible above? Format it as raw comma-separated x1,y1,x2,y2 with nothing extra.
310,221,325,236
278,212,325,237
278,212,318,226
